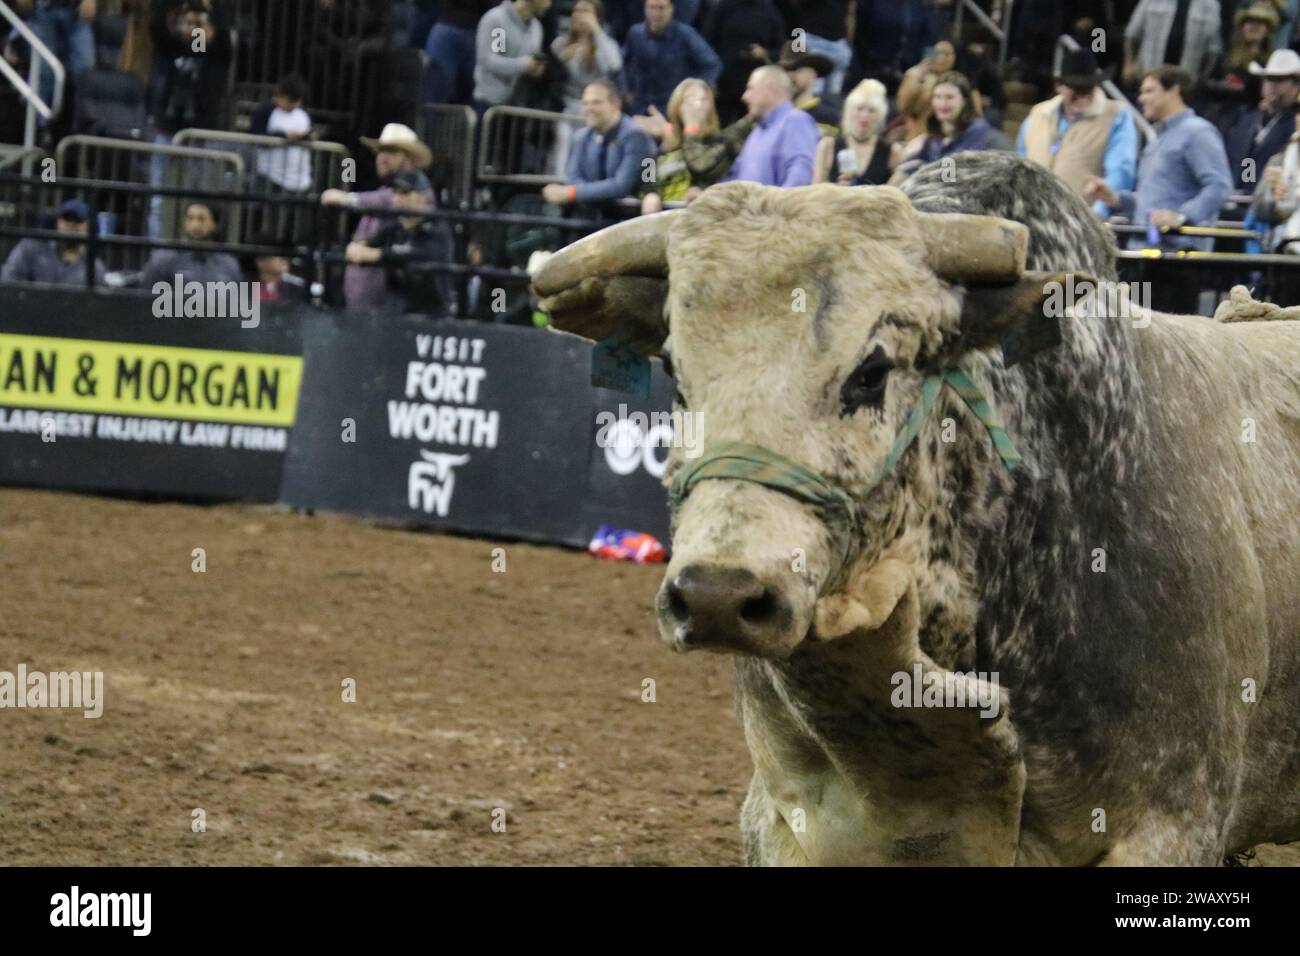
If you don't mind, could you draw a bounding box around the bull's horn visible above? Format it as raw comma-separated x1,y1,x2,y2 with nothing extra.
531,212,674,298
916,213,1028,283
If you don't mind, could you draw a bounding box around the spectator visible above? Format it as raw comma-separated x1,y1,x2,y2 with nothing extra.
779,41,840,137
639,78,754,212
702,0,786,126
251,74,314,194
846,0,938,96
553,0,623,115
149,0,233,134
777,1,852,97
813,79,899,185
1226,2,1278,78
141,200,241,287
1203,2,1281,128
551,0,623,175
425,1,495,105
896,41,955,144
542,79,656,216
1226,48,1300,193
472,0,552,113
345,169,455,315
895,71,1006,181
1123,0,1223,88
1,198,105,288
1248,127,1300,251
244,233,308,306
1085,66,1234,251
321,123,435,309
1017,49,1138,218
726,65,819,187
622,0,721,116
11,0,96,112
957,38,1005,132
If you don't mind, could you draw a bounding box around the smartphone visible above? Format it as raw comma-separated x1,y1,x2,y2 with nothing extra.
837,148,859,177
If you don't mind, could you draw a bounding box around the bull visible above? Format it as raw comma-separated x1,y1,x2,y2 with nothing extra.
533,152,1300,866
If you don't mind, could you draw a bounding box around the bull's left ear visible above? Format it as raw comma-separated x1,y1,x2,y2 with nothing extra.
958,271,1099,368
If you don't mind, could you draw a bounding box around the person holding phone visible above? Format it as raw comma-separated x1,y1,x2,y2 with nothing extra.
813,78,899,185
895,40,955,142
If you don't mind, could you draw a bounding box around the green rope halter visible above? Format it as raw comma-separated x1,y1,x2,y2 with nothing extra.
667,368,1022,579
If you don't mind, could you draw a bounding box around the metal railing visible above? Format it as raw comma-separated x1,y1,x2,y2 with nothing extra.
953,0,1015,70
229,0,383,131
418,104,477,208
477,106,584,187
172,128,351,244
1055,34,1155,143
0,0,67,174
55,136,245,270
0,145,45,173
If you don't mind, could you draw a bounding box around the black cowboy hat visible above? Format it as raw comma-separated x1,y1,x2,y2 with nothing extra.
778,41,833,77
1056,48,1102,88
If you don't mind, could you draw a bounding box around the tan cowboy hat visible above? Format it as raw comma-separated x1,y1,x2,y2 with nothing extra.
1236,2,1281,29
360,123,432,169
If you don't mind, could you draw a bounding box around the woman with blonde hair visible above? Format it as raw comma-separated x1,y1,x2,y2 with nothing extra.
813,79,900,185
639,78,754,213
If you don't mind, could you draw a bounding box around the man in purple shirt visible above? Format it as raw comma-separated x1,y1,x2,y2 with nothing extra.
727,66,820,187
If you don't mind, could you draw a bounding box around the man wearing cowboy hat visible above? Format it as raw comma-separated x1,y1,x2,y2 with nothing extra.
1017,48,1138,217
320,123,434,309
778,41,841,138
1225,48,1300,192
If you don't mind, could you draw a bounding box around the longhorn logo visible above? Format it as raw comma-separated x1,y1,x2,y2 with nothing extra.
407,450,471,516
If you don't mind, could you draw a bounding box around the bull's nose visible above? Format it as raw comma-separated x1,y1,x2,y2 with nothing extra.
658,563,794,654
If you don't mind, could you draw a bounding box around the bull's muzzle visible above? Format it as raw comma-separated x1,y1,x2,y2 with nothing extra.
656,563,802,657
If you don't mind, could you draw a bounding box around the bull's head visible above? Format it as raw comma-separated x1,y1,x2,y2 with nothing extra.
534,183,1072,659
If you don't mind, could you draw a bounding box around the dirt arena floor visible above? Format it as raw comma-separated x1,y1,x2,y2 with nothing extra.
2,487,1296,867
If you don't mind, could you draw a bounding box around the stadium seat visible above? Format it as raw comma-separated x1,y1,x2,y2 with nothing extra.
74,69,147,140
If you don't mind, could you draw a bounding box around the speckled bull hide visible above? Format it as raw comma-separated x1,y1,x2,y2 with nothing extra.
532,152,1300,866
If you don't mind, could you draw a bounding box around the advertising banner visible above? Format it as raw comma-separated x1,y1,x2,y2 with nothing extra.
0,286,303,499
280,313,675,549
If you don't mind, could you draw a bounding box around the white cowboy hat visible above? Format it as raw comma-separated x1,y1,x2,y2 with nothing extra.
360,123,433,169
1249,48,1300,79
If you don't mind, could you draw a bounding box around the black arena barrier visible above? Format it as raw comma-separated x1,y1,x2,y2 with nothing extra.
279,311,671,548
0,287,672,548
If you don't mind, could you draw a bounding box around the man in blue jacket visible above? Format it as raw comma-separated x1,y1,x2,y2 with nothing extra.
622,0,721,115
543,80,656,220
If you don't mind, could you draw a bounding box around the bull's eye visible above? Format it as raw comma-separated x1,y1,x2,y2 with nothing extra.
841,346,892,416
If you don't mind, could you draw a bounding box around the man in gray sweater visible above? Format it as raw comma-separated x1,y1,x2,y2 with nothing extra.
472,0,553,112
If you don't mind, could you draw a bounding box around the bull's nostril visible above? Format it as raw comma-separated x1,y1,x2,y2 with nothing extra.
667,582,689,622
740,590,779,624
